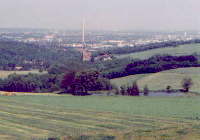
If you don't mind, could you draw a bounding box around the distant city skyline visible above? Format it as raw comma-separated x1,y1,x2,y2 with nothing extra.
0,0,200,31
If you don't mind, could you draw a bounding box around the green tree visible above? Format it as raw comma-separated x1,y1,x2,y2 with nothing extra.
166,85,172,93
127,82,140,96
143,85,149,96
61,70,112,95
181,77,193,92
61,71,76,92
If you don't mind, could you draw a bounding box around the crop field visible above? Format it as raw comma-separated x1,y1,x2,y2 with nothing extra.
111,67,200,93
0,70,47,79
116,43,200,60
1,96,200,140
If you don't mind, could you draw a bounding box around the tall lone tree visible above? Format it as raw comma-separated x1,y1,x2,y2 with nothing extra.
61,71,76,92
143,85,149,96
181,77,193,92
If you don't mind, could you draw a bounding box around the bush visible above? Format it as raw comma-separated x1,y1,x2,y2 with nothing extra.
181,77,193,92
166,85,172,93
143,85,149,96
127,82,140,96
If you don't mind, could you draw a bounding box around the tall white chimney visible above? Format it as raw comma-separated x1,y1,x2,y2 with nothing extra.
82,19,85,47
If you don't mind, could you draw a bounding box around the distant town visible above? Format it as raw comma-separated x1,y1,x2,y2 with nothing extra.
1,29,200,50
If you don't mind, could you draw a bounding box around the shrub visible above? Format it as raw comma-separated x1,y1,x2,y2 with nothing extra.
143,85,149,96
127,82,140,96
181,77,193,92
166,85,172,93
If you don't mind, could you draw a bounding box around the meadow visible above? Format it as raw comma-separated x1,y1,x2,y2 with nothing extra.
1,95,200,140
0,70,46,79
111,67,200,93
116,43,200,60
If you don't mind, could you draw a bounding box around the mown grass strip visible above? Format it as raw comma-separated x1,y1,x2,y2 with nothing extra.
0,102,164,132
0,103,131,132
0,97,193,132
0,98,186,123
0,118,49,136
0,101,159,127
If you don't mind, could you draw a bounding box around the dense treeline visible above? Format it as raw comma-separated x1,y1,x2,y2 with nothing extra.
105,55,200,79
0,70,112,94
94,39,200,56
0,41,81,70
126,55,199,74
0,73,60,92
119,82,140,96
46,57,133,78
61,71,111,95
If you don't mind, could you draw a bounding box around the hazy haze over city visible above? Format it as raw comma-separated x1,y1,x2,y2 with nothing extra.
0,0,200,31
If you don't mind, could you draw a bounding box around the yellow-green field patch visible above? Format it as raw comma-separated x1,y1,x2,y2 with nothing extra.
0,70,47,79
116,43,200,60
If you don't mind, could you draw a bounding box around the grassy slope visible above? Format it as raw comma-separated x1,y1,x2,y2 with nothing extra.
111,67,200,93
110,74,149,88
0,70,46,79
1,96,200,140
116,43,200,59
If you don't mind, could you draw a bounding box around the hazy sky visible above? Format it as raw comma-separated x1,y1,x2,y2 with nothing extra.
0,0,200,30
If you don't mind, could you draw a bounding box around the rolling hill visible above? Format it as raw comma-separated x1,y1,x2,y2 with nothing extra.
116,43,200,60
111,67,200,93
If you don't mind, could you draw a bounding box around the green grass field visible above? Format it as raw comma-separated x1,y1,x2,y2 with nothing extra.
0,70,47,79
116,43,200,60
1,95,200,140
111,67,200,93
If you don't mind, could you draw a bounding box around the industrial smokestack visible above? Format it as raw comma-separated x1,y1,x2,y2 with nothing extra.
82,19,85,47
